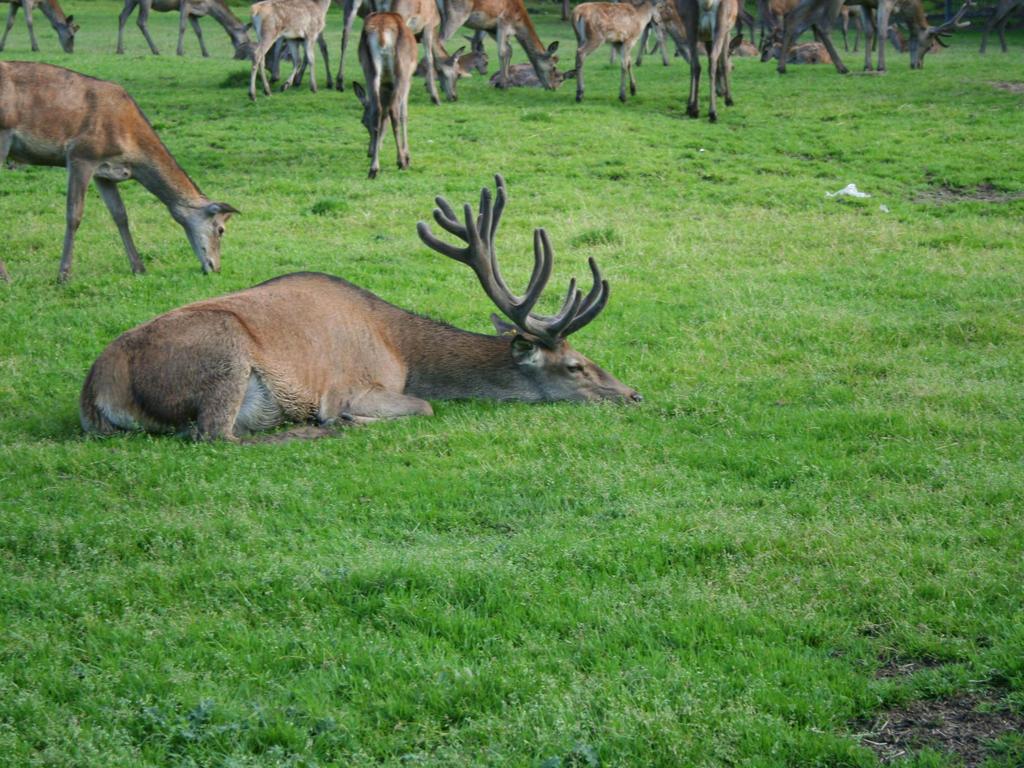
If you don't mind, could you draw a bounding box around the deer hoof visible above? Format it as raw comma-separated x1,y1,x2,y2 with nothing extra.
368,168,378,179
708,111,718,123
725,96,734,106
576,92,583,103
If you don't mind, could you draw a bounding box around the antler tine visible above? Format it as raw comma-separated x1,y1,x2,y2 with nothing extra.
562,258,610,337
433,196,467,239
929,0,972,34
417,221,469,262
490,175,507,243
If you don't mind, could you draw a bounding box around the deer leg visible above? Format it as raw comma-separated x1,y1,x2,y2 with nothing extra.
841,13,849,51
997,17,1008,53
657,23,670,66
423,26,440,106
23,0,38,52
812,22,848,73
305,38,318,92
116,0,135,53
0,2,18,52
336,0,360,90
95,179,144,275
176,0,188,55
194,371,249,442
269,37,285,83
367,81,385,178
282,40,302,90
137,0,160,55
190,16,209,57
874,1,889,71
574,35,601,102
335,388,433,424
625,42,638,98
389,104,403,170
317,33,332,89
58,160,95,284
496,25,512,88
707,30,719,122
0,130,9,280
721,47,734,105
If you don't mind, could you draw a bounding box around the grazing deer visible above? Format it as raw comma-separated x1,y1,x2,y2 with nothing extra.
352,13,416,178
0,62,237,283
677,0,740,121
438,0,561,90
248,0,331,99
116,0,252,59
80,175,641,441
386,0,446,105
0,0,77,53
571,1,661,102
854,0,970,70
980,0,1023,52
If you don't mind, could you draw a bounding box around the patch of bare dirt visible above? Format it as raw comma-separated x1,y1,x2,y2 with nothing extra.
992,81,1024,94
859,692,1024,766
915,182,1024,204
875,658,947,679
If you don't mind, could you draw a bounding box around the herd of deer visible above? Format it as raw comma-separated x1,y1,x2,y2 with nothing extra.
0,0,1018,439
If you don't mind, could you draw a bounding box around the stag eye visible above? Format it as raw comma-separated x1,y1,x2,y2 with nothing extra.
217,226,225,236
567,362,584,374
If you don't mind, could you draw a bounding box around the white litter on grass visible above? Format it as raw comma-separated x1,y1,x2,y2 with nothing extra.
879,204,890,213
826,183,871,199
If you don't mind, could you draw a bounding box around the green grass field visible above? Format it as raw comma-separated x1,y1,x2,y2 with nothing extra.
1,3,1023,765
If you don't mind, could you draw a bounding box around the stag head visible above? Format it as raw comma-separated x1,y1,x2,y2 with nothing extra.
913,1,972,68
417,176,642,404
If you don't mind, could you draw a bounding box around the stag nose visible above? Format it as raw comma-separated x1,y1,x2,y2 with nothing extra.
629,391,643,404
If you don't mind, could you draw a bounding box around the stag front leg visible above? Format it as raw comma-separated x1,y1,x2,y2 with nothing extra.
0,2,18,52
573,34,600,102
190,16,210,57
58,160,95,283
811,22,848,73
137,0,161,55
333,388,433,424
95,179,145,275
23,0,39,52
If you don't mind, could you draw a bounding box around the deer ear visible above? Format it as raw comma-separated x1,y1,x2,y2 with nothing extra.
66,14,74,22
729,34,743,52
452,45,466,58
207,202,239,216
547,40,559,55
491,313,518,336
510,335,540,364
352,82,367,105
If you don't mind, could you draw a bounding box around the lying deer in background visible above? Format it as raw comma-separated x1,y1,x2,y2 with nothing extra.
571,1,661,102
438,0,561,90
248,0,331,99
413,45,486,101
0,0,77,53
0,61,237,282
352,12,416,178
80,175,641,442
116,0,252,59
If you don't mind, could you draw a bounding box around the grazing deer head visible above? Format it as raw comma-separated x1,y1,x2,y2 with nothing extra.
910,0,971,68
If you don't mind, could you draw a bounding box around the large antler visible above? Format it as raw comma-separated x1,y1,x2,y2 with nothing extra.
927,0,972,45
416,175,609,347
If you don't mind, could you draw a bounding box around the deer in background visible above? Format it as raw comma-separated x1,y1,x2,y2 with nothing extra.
571,1,661,102
116,0,252,59
248,0,331,99
852,0,971,70
352,12,416,178
0,62,237,283
979,0,1020,52
413,44,487,100
0,0,77,53
80,175,641,441
438,0,561,89
677,0,740,121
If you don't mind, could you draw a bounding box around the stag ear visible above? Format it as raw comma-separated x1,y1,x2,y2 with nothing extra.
510,335,541,364
491,313,518,336
352,82,368,105
546,40,559,55
729,33,743,52
451,45,466,59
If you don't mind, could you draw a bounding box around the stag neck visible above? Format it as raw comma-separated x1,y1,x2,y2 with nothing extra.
513,14,547,57
393,315,544,402
38,0,69,24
